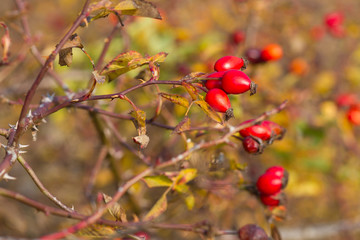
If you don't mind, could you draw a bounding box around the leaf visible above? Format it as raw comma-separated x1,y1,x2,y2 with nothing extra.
102,193,127,222
143,190,168,221
182,72,207,81
143,175,173,188
92,70,106,83
100,51,145,81
58,33,83,67
130,109,146,135
132,134,150,149
195,100,223,124
181,82,198,101
76,224,115,238
159,93,189,108
173,116,191,134
114,0,162,20
0,22,11,63
100,51,167,82
175,168,197,185
184,193,195,210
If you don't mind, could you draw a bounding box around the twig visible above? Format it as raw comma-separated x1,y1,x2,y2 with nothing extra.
17,155,75,213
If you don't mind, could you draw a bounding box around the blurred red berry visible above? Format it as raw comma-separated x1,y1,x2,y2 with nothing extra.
324,12,344,28
231,30,246,45
239,120,272,141
242,136,261,154
310,25,326,40
238,224,269,240
214,56,246,72
336,93,357,108
256,173,282,195
261,43,283,61
260,194,281,207
347,105,360,125
266,166,289,189
329,25,346,38
245,48,264,64
261,120,285,139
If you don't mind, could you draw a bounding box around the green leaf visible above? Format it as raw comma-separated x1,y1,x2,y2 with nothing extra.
159,93,189,108
143,175,173,188
143,190,168,221
195,100,223,124
102,193,127,222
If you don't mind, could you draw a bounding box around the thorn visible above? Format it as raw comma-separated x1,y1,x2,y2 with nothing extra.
32,125,39,131
27,110,33,118
19,150,27,154
71,205,75,211
19,144,29,148
42,118,47,123
1,143,7,149
3,173,16,181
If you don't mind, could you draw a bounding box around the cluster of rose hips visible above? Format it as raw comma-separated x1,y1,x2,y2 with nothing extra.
336,93,360,125
256,166,288,207
244,43,283,64
324,11,345,38
239,119,286,154
204,55,257,120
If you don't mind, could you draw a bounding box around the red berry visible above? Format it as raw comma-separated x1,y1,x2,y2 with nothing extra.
205,89,233,119
266,166,289,189
260,194,280,207
336,93,357,108
329,25,346,38
242,136,261,154
214,56,246,72
261,120,285,138
347,105,360,125
324,12,344,28
256,173,282,195
238,224,269,240
310,25,326,41
204,71,225,90
261,44,283,61
239,120,272,141
124,231,150,240
231,30,245,45
221,70,256,95
245,48,265,64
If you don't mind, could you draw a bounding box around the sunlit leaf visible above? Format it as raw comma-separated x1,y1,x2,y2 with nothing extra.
184,193,195,210
143,175,173,188
143,190,168,221
130,109,146,135
173,116,191,134
159,93,189,108
76,224,115,238
181,82,198,101
102,193,127,222
114,0,162,20
148,52,168,63
195,100,223,124
175,168,197,185
58,33,83,67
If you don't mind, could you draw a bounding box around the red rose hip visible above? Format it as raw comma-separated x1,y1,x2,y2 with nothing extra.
221,70,257,95
256,173,282,195
205,88,234,120
260,194,281,207
239,120,272,141
214,56,246,72
261,43,283,61
242,136,261,154
204,71,225,90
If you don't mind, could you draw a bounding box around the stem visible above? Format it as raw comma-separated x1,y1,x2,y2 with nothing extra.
17,155,75,213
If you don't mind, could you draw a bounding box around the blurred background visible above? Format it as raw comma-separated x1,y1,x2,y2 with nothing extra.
1,0,360,239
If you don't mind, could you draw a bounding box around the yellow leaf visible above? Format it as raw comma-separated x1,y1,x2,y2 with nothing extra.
159,93,189,108
102,193,127,222
143,190,168,221
195,100,223,124
173,116,191,134
76,224,115,238
114,0,138,11
143,175,173,188
181,82,198,101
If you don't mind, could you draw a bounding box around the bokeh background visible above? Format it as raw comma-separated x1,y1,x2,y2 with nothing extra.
1,0,360,239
